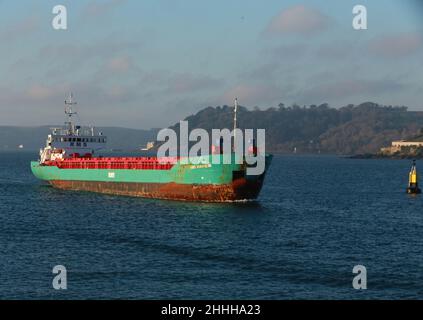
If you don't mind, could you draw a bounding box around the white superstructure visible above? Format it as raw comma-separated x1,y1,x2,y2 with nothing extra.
39,93,107,163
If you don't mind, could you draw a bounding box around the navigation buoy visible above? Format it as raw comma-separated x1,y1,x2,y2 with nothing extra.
406,160,421,194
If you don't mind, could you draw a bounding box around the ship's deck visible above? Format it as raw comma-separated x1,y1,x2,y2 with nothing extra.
44,156,178,170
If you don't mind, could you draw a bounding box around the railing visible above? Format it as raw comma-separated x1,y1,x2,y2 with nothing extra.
45,157,177,170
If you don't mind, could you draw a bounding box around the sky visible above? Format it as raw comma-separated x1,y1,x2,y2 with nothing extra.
0,0,422,129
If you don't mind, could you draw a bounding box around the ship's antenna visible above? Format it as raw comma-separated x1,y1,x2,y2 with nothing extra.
65,92,77,135
233,97,238,152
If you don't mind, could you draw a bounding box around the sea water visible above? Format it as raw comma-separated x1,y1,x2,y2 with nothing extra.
0,152,422,299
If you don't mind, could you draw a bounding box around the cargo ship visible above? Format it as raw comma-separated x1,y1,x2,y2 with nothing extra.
31,94,272,202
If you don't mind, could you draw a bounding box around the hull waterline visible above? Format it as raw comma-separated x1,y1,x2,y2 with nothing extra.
49,178,264,202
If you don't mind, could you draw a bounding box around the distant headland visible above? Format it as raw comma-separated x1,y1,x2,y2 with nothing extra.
2,101,423,155
352,132,423,159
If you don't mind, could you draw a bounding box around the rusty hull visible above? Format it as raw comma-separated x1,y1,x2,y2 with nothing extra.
49,177,264,202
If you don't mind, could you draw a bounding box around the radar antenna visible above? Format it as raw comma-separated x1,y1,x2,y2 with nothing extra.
65,93,77,135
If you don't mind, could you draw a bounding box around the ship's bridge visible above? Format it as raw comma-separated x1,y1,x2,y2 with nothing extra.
49,133,106,151
40,93,108,161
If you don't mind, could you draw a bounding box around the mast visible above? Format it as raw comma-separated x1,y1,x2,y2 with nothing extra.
233,97,238,151
64,93,77,135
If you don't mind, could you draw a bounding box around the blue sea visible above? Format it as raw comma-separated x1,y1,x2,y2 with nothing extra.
0,151,422,299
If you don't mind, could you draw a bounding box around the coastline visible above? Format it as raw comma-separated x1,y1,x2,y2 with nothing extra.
349,153,423,160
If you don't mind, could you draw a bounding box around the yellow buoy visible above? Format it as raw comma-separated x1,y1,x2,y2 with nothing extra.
406,160,421,194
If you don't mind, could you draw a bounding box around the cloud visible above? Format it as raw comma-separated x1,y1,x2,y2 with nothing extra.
12,37,143,80
302,78,405,102
368,33,423,58
240,63,282,82
316,41,355,60
221,84,281,106
0,80,143,125
106,56,132,72
165,73,223,94
0,15,40,42
265,5,330,36
38,37,140,62
1,81,136,108
108,85,129,98
82,0,127,17
267,44,309,58
26,85,55,100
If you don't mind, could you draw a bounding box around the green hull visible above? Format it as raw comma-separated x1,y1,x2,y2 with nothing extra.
31,154,272,202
